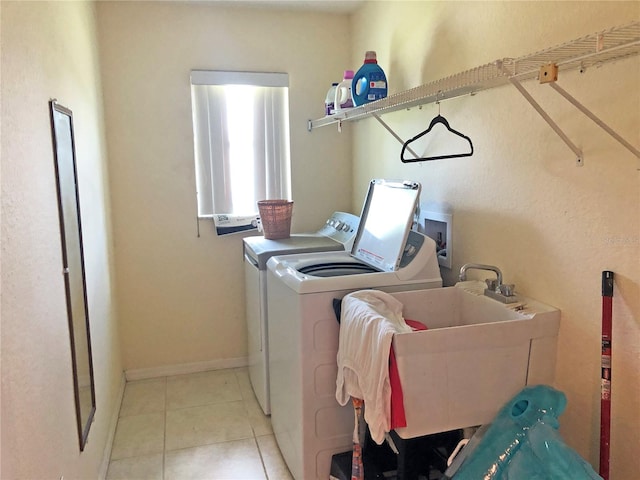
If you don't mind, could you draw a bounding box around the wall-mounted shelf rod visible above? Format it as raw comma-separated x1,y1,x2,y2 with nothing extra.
549,82,640,160
510,77,584,166
307,21,640,140
371,113,420,159
509,58,640,166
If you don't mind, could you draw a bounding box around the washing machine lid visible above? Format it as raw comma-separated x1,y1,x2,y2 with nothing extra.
351,179,421,272
243,234,343,270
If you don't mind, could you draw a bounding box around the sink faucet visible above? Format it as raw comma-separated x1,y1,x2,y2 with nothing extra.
459,263,518,304
459,263,503,286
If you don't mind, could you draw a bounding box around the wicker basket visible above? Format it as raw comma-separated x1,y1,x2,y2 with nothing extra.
258,200,293,240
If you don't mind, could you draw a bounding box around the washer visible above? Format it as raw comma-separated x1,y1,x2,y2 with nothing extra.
266,180,443,480
243,212,359,415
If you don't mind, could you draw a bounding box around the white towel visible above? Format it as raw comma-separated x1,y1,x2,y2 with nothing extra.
335,289,412,444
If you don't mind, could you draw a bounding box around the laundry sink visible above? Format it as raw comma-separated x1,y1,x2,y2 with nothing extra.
389,281,560,439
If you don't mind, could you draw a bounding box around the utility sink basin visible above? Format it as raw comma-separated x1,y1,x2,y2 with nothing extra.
390,281,560,439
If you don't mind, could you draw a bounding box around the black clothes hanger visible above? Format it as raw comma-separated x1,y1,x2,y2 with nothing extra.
400,114,474,163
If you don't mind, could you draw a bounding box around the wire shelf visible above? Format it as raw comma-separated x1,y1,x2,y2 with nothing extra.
309,21,640,130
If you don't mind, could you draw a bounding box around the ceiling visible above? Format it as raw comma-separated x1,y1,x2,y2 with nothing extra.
200,0,365,14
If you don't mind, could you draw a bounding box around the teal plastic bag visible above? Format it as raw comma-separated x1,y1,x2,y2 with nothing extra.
450,385,601,480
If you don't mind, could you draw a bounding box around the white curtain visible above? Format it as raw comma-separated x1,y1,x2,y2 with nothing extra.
190,71,291,218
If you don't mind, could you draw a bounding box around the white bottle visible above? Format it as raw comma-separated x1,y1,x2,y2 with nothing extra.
334,70,354,113
325,83,338,115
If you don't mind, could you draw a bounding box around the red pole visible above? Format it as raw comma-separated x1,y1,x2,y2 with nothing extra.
600,271,614,480
351,398,364,480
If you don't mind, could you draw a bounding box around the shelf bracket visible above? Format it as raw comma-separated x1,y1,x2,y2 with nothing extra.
548,82,640,160
509,77,584,166
371,113,420,160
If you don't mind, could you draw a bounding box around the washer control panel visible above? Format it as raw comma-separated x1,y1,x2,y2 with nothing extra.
317,212,360,249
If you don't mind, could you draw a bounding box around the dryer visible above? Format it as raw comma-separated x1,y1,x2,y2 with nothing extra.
243,212,359,415
266,180,442,480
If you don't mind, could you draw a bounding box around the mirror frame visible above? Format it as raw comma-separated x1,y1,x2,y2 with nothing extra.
49,99,96,451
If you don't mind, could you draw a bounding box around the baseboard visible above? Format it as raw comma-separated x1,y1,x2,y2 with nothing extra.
99,371,126,480
124,356,248,381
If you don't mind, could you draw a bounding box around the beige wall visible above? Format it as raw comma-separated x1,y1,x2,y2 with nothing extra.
1,1,123,479
95,2,353,373
350,1,639,478
3,0,637,477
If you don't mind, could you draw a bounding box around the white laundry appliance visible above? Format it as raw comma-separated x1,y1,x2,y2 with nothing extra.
243,212,359,415
266,180,443,480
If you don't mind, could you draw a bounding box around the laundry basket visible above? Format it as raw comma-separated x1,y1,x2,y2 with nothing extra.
258,200,293,240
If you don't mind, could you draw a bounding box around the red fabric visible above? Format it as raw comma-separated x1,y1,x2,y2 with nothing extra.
390,319,428,429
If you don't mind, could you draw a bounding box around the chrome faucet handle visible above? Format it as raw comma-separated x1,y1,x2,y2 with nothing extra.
499,284,516,297
485,278,499,291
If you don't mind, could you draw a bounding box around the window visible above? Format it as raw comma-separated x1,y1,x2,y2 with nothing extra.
190,70,291,234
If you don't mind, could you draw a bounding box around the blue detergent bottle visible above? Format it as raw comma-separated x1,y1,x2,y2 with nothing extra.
352,51,387,106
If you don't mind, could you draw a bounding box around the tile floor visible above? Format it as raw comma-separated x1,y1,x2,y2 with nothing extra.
106,368,293,480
